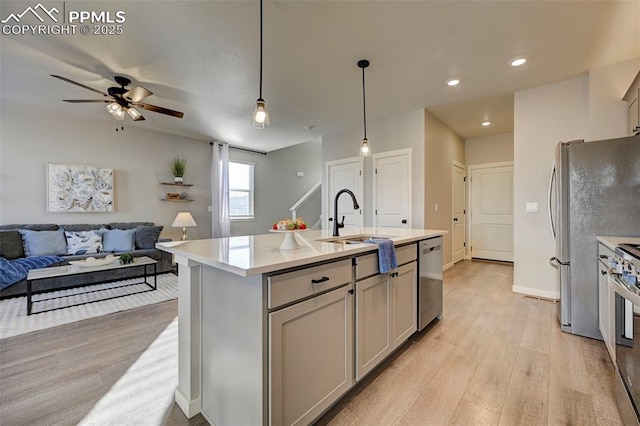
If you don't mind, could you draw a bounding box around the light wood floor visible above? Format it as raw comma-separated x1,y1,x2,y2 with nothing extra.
0,260,622,425
317,260,622,426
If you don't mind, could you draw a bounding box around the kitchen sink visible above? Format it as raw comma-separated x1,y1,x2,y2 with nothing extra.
316,234,393,244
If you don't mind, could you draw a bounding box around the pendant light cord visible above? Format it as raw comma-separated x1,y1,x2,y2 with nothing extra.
362,66,367,139
259,0,263,99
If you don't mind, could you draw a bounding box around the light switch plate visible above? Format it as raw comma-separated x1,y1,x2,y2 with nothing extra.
526,202,539,213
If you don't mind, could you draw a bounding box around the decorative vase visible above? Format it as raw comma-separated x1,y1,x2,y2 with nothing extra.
174,176,184,184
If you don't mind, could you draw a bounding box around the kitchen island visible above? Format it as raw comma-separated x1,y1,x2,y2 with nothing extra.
157,227,446,425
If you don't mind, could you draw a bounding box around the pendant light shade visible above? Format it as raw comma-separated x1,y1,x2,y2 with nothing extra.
253,98,269,128
358,59,371,157
252,0,270,128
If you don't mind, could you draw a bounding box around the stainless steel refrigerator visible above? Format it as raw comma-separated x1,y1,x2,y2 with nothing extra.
549,135,640,339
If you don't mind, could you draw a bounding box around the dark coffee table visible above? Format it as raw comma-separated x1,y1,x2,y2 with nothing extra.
26,256,157,315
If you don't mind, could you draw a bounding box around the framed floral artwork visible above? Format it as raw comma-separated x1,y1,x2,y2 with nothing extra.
47,162,114,212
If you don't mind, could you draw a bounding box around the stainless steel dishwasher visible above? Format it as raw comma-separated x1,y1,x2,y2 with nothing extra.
418,236,443,331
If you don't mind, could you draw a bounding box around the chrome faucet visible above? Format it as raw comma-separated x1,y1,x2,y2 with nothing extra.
333,189,360,237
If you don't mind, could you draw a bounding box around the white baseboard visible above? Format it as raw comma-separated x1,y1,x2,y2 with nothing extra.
175,389,201,419
512,285,559,300
443,261,454,271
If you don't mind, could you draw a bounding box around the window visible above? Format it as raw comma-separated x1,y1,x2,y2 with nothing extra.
229,161,254,220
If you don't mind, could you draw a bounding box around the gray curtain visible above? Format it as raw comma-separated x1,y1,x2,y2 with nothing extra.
211,141,230,238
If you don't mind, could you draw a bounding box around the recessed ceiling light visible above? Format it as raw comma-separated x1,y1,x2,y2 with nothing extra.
510,57,527,67
446,78,460,87
482,121,491,126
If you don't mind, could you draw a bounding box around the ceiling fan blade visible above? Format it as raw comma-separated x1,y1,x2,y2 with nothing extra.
51,75,108,96
63,99,111,103
134,102,184,118
124,86,153,102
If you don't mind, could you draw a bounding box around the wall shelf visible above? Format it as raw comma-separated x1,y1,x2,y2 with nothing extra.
160,182,194,187
160,199,194,202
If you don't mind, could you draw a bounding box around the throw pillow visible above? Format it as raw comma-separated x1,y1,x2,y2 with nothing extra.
102,228,136,252
19,229,68,257
0,230,25,259
135,225,163,249
64,230,103,255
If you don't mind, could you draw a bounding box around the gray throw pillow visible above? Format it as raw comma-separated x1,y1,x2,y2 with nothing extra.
0,230,25,259
102,228,136,252
135,225,163,249
19,229,68,257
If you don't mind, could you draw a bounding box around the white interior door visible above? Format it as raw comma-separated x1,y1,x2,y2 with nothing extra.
452,163,466,264
326,158,363,230
373,149,412,229
470,164,514,262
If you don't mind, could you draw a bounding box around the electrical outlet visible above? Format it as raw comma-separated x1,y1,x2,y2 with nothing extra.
435,204,439,213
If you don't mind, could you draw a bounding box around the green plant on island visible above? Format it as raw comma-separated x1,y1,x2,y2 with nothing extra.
120,253,134,265
170,157,187,178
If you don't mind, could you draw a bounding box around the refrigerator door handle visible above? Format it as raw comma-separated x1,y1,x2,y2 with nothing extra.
548,161,556,242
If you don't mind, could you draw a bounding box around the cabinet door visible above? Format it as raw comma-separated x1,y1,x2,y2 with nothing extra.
355,273,392,381
269,285,354,426
392,261,417,348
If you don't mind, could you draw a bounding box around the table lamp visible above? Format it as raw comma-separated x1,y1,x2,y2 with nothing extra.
172,212,197,241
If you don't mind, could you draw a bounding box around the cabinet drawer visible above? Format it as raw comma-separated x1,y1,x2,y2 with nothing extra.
268,259,352,309
356,243,417,279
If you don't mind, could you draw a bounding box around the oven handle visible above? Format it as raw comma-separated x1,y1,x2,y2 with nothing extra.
608,269,640,306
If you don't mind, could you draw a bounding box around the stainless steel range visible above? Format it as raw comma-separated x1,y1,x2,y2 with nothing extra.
611,243,640,424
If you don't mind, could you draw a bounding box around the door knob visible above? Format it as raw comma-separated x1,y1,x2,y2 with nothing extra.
453,217,459,222
401,219,407,224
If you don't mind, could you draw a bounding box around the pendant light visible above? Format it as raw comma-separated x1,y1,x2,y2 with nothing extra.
358,59,371,157
252,0,270,128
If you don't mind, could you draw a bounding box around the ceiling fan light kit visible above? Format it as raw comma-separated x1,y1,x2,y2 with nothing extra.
358,59,371,157
252,0,270,129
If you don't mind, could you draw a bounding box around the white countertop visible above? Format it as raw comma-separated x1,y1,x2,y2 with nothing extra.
157,228,447,276
597,236,640,251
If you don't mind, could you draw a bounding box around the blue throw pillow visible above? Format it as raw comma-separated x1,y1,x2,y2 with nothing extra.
102,228,136,252
64,230,103,255
19,229,68,257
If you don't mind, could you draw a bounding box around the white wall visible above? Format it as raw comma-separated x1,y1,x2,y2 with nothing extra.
424,110,465,268
230,140,322,236
0,100,212,241
465,132,514,166
322,109,425,228
513,75,589,298
588,58,640,140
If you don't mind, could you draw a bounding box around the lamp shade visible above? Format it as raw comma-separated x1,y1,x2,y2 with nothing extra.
172,212,197,228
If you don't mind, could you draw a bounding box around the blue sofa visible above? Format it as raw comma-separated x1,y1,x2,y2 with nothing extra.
0,222,173,299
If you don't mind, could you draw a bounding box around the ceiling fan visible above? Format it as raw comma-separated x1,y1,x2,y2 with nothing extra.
51,74,184,122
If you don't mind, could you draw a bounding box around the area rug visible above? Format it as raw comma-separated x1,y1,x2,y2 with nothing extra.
0,273,178,339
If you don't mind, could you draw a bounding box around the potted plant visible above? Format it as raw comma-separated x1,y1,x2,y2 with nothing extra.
170,157,187,183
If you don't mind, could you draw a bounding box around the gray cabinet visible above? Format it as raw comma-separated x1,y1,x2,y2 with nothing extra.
355,256,418,381
269,284,354,426
624,74,639,135
355,272,392,381
392,261,418,348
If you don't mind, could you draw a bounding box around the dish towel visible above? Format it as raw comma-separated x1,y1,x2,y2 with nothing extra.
364,238,397,273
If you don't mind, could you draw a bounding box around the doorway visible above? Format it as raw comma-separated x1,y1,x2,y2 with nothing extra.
468,162,514,262
325,157,364,231
372,148,412,229
452,162,466,264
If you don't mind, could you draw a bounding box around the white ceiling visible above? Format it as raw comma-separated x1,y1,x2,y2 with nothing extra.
1,1,639,150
